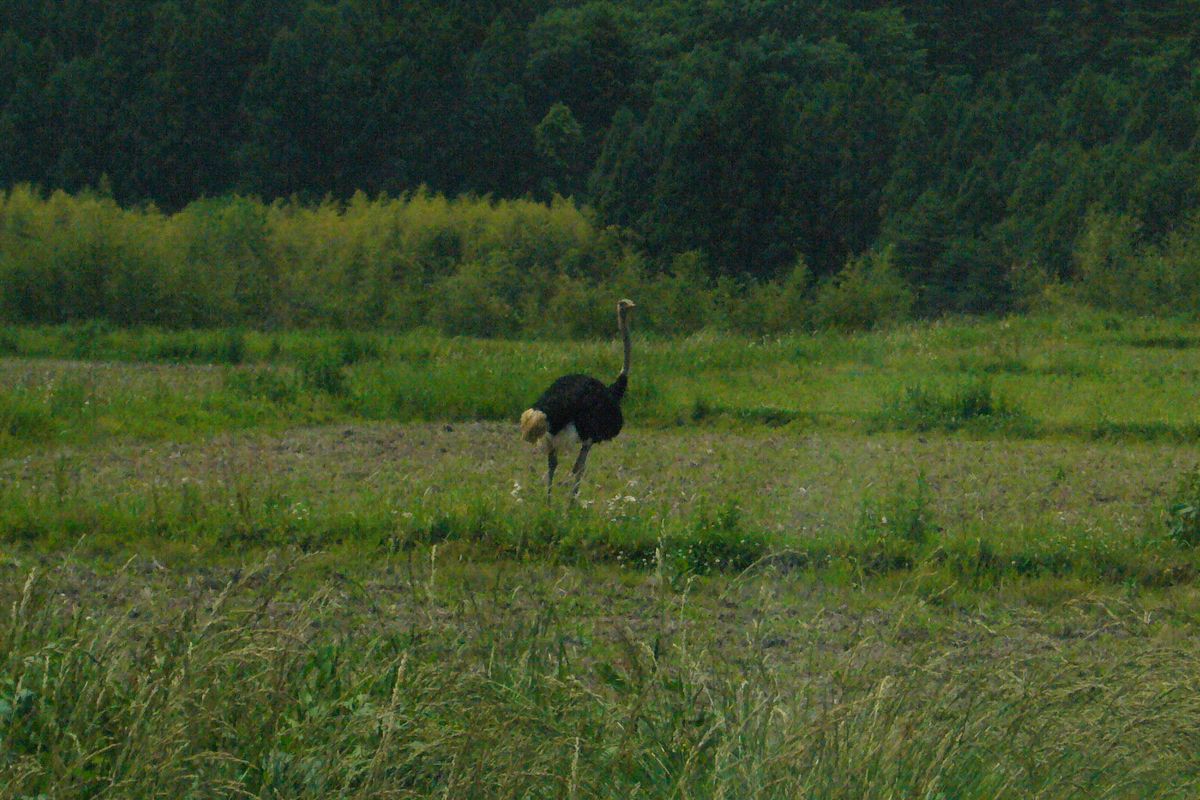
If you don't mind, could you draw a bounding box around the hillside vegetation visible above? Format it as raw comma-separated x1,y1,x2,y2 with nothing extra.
4,1,1200,315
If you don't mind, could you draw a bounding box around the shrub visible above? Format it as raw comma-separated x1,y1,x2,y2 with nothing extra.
428,260,520,337
638,251,718,336
146,334,203,362
539,275,616,338
749,258,812,334
1073,209,1145,311
146,330,244,364
0,186,925,337
68,320,115,358
1137,214,1200,315
1068,209,1200,316
217,330,247,365
809,247,913,331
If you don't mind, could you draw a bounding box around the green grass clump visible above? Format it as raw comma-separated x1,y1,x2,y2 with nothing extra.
1168,464,1200,547
0,392,54,443
336,331,381,365
850,474,941,572
0,328,20,355
874,379,1034,435
298,352,349,396
146,329,247,364
225,368,300,404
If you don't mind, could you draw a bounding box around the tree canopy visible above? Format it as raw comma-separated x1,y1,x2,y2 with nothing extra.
3,0,1199,314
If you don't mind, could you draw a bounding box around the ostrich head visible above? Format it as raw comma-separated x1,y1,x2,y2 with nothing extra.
617,298,636,322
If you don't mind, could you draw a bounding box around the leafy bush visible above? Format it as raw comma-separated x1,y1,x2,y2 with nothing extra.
637,251,718,336
428,261,520,337
809,248,913,331
748,258,812,334
146,335,203,362
68,319,115,358
0,328,20,355
1073,209,1146,311
218,330,247,365
540,275,616,338
146,330,245,364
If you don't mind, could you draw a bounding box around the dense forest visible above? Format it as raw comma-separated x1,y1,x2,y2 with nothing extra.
3,0,1200,320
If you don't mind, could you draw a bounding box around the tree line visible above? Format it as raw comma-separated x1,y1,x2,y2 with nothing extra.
2,0,1200,317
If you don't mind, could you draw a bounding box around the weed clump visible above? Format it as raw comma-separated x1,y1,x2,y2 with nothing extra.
218,329,247,365
147,329,246,364
336,333,381,365
0,328,20,355
226,369,299,404
298,352,348,396
1167,464,1200,547
852,474,941,572
874,379,1033,435
0,392,54,443
671,501,766,573
68,320,114,358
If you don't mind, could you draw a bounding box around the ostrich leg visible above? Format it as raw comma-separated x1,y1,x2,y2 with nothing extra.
569,443,592,502
546,450,558,497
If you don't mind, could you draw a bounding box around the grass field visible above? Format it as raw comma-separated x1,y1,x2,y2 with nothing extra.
5,312,1200,796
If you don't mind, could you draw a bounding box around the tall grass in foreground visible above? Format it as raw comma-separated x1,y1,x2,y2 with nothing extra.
3,560,1198,798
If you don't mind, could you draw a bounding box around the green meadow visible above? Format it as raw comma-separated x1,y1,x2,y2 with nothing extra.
5,313,1200,797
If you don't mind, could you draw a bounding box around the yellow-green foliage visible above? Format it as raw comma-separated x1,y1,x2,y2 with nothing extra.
0,185,917,336
1073,209,1200,316
0,187,178,325
809,247,913,331
0,186,628,333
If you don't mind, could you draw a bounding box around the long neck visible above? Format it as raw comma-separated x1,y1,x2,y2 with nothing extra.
618,311,631,380
609,310,631,401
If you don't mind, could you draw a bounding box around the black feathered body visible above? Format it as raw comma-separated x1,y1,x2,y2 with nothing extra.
532,373,625,444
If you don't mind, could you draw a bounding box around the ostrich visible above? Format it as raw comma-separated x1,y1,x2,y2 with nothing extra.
520,299,636,499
